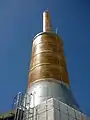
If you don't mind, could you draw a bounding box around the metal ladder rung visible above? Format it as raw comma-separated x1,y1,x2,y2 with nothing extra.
13,92,34,120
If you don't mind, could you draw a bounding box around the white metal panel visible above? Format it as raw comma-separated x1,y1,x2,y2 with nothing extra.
68,106,75,117
54,108,60,120
29,115,37,120
28,113,33,119
37,112,46,120
47,98,60,110
29,118,32,120
75,110,81,119
37,101,47,114
23,98,89,120
47,98,54,110
30,117,34,120
25,98,90,120
69,116,76,120
59,101,68,114
33,107,37,116
53,98,60,110
47,108,54,120
60,112,69,120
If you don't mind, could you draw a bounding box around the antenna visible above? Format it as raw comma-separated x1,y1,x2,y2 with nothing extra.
56,28,58,34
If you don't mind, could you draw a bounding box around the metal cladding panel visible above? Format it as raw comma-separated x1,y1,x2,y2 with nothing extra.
60,112,68,120
24,98,89,120
46,98,54,110
33,107,37,116
69,116,76,120
29,64,68,83
28,32,69,87
37,101,47,114
47,108,54,120
54,109,60,120
75,110,81,119
32,39,63,55
68,106,75,117
37,112,46,120
33,33,63,47
30,52,66,69
47,98,60,110
59,101,68,114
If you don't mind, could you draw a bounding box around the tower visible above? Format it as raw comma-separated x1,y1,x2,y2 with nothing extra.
27,10,80,111
0,10,90,120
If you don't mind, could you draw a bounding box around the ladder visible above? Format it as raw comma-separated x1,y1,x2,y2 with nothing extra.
23,93,34,120
12,92,34,120
12,92,24,120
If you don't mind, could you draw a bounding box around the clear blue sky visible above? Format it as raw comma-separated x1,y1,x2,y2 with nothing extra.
0,0,90,116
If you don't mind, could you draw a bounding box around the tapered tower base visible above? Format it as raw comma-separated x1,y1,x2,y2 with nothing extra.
27,80,80,111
